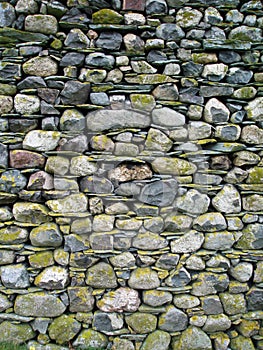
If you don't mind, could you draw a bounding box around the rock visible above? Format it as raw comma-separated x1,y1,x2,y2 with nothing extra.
229,25,262,42
70,156,97,176
0,264,29,288
139,179,178,207
0,143,7,168
224,167,248,184
47,194,88,213
130,94,155,112
241,125,263,144
91,135,114,151
90,92,109,106
146,0,168,15
25,15,58,34
92,8,123,23
34,266,69,290
246,167,263,184
60,52,85,67
23,130,60,151
204,6,223,24
15,0,38,14
188,121,211,140
124,13,146,25
233,86,257,100
49,315,81,345
0,207,13,222
201,295,223,315
133,232,168,250
13,202,50,224
182,61,203,77
176,189,210,215
171,230,204,253
68,287,94,312
86,262,117,288
156,23,185,41
230,336,255,350
64,29,90,49
204,98,230,124
143,290,172,307
10,150,45,169
164,214,192,232
192,272,229,296
226,68,253,84
202,63,228,81
140,330,170,350
93,311,123,333
97,287,140,312
0,3,16,27
200,86,234,97
176,326,212,350
96,31,122,51
165,267,191,287
220,293,247,315
159,305,188,332
152,84,179,101
131,60,157,74
193,212,227,232
64,234,90,252
125,312,157,333
45,156,70,176
14,94,40,114
87,109,150,132
212,184,241,214
128,267,160,289
229,262,253,282
245,97,263,121
152,107,185,127
243,194,263,211
23,56,58,77
176,7,202,28
18,76,46,90
60,109,85,131
0,225,28,244
0,95,13,114
145,128,172,152
80,175,113,194
0,293,12,312
71,217,92,234
86,53,115,70
15,292,66,317
215,124,241,141
60,80,90,105
203,231,235,250
93,214,115,232
246,287,263,311
124,34,145,53
203,314,231,332
0,321,35,345
235,223,263,250
112,338,135,350
152,158,196,176
0,169,27,194
30,223,63,247
109,252,136,268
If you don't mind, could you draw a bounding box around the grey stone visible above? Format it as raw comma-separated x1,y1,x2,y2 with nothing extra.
73,329,108,349
139,179,178,207
15,0,38,13
147,50,168,64
243,194,263,212
0,169,27,194
182,61,203,77
229,25,262,42
30,223,63,247
145,128,173,152
152,107,185,127
203,231,235,250
49,315,81,345
165,214,192,232
64,234,90,252
246,288,263,311
90,92,109,106
176,189,210,215
0,293,12,312
60,80,90,105
60,109,85,131
60,134,88,153
131,60,157,74
0,143,8,168
245,97,263,121
212,184,241,214
220,293,247,315
25,15,58,35
60,52,85,67
218,51,241,64
226,68,253,84
201,295,223,315
204,98,230,124
128,267,160,289
152,84,179,100
23,130,60,152
188,121,211,140
140,330,171,350
205,27,226,40
159,305,188,332
96,31,122,50
81,175,113,194
86,52,115,69
124,33,145,53
87,109,151,131
133,232,168,250
202,63,227,81
97,287,140,312
143,290,173,307
204,7,223,24
0,207,12,222
156,23,185,41
17,76,46,90
125,312,157,334
165,267,191,287
176,326,212,350
93,311,123,333
47,193,88,213
200,86,234,97
236,223,263,250
215,124,241,141
171,230,204,253
146,0,168,15
0,3,16,27
0,225,28,244
176,7,202,28
86,262,117,288
23,56,58,77
193,212,227,232
0,264,29,288
192,272,229,296
64,28,90,49
14,93,40,115
230,262,253,282
226,9,244,22
203,314,231,332
0,62,21,80
0,321,35,345
34,266,69,290
224,167,248,184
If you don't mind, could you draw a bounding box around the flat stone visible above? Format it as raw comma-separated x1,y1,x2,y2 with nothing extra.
133,232,168,250
0,264,29,288
86,109,150,132
171,230,204,253
200,86,234,97
152,107,185,127
96,31,122,51
13,202,51,224
64,29,90,49
243,194,263,212
156,23,185,41
130,94,156,112
139,179,178,207
152,157,196,176
92,9,123,24
10,150,45,169
203,314,231,333
64,234,90,252
80,175,113,194
0,321,35,345
203,231,235,250
226,68,253,84
14,94,40,114
60,80,90,105
112,338,135,350
34,266,69,290
86,262,117,288
145,128,172,152
30,223,62,247
159,305,188,332
49,315,81,345
123,0,146,11
143,290,172,307
131,60,157,74
70,156,97,176
46,193,88,213
176,189,210,215
182,61,203,77
202,63,228,81
25,15,58,34
23,130,61,151
23,56,58,77
60,52,85,67
212,184,241,214
18,76,46,90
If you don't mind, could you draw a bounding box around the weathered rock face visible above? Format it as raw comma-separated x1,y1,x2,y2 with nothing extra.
0,0,262,348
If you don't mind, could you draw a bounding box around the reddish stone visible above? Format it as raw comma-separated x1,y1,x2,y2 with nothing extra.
123,0,145,11
10,150,45,169
37,88,60,104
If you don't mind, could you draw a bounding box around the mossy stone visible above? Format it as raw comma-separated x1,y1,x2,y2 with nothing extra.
92,9,123,24
230,335,255,350
49,315,81,345
73,329,108,349
246,167,263,184
130,94,156,112
140,330,171,350
152,157,197,176
28,251,54,268
0,321,35,344
125,312,157,333
233,87,257,99
13,202,51,224
86,262,117,288
0,84,16,95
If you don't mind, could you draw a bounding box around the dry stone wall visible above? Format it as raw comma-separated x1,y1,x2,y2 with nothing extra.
0,0,263,349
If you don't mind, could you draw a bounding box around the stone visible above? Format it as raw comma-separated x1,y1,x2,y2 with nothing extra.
0,169,27,194
0,143,7,168
243,194,263,212
203,231,235,250
176,7,202,28
133,232,168,250
70,156,97,176
29,251,54,268
90,92,109,106
176,189,210,215
145,128,173,152
91,135,114,151
140,330,170,350
171,230,204,253
34,266,69,290
0,225,28,244
164,214,192,232
96,31,122,50
47,194,88,213
131,60,157,74
143,290,172,307
60,53,85,67
245,97,263,121
236,223,263,250
215,124,241,141
124,13,146,25
246,287,263,311
23,57,58,77
188,121,211,140
23,130,60,151
204,6,223,24
156,23,185,41
65,234,90,252
233,86,257,100
71,217,92,234
241,125,263,144
246,167,263,184
13,203,50,224
14,94,40,115
123,0,146,11
212,184,241,214
152,107,185,127
86,262,117,288
125,312,157,333
86,53,115,70
0,293,12,312
146,0,167,14
130,94,156,112
159,305,188,332
93,214,115,232
224,167,248,184
64,29,90,49
0,3,15,27
93,311,123,333
220,293,247,315
25,15,58,34
73,329,108,349
203,314,231,333
0,264,29,288
15,0,38,14
192,272,229,296
112,338,135,350
230,262,253,283
193,212,227,232
97,287,140,312
60,109,85,131
230,336,255,350
202,63,228,81
128,267,160,289
80,175,113,194
10,150,45,169
165,267,191,287
152,84,179,101
226,68,253,84
182,61,203,77
176,326,212,350
0,95,13,114
204,98,230,124
0,321,35,345
60,80,90,105
229,25,262,42
200,86,234,97
201,295,223,315
49,315,81,345
124,33,145,54
139,179,178,207
18,76,46,90
152,158,196,176
92,9,123,24
0,207,13,222
45,156,70,176
30,223,63,247
110,252,136,268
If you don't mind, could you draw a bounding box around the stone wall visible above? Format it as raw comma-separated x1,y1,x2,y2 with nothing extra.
0,0,263,349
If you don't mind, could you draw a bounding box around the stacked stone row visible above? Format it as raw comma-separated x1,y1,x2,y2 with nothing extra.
0,0,263,349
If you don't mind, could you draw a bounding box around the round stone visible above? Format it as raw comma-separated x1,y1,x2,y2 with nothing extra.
23,57,58,77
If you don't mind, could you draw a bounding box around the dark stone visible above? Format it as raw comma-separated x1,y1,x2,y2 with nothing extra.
0,63,21,80
60,80,90,105
156,23,185,41
41,101,60,115
0,170,27,194
80,176,114,194
17,76,46,90
47,1,68,18
9,119,38,133
60,53,85,67
19,190,43,203
19,46,42,57
9,150,45,169
179,93,204,105
37,88,60,104
60,135,88,153
60,8,90,26
218,51,241,64
200,86,234,97
182,61,203,77
146,0,168,15
123,0,146,10
85,53,115,70
247,288,263,311
96,31,122,51
0,143,8,168
211,156,231,170
147,50,167,64
139,179,178,206
226,69,253,84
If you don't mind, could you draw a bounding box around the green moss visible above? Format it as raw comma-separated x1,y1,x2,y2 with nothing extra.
247,167,263,184
28,251,54,268
0,343,27,350
92,9,123,24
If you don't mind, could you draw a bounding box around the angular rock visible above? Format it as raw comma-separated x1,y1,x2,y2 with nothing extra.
124,33,145,54
156,23,185,41
93,311,123,333
176,7,202,28
202,63,228,81
14,94,40,115
159,305,188,332
130,94,155,112
86,262,117,288
246,287,263,311
73,329,108,349
46,194,88,213
241,125,263,144
192,272,229,296
45,156,70,176
80,175,113,194
90,92,109,106
34,266,69,290
145,128,172,152
229,25,262,42
152,158,196,176
245,97,263,121
152,107,185,127
203,231,235,250
146,0,168,15
235,224,263,250
125,312,157,333
226,68,253,84
0,95,13,114
204,6,223,24
0,143,8,168
28,171,54,190
204,98,230,124
93,214,115,232
70,156,97,176
188,121,211,140
13,202,50,224
23,130,60,151
60,80,90,105
212,184,241,214
176,326,212,350
171,230,204,253
0,264,29,288
133,232,168,250
17,76,46,90
60,52,85,67
193,212,227,232
0,321,35,345
128,267,160,289
49,315,81,345
229,262,253,282
201,295,223,315
0,169,27,194
25,15,58,34
86,52,115,70
23,56,58,77
0,293,12,312
68,287,95,312
139,179,178,207
0,225,28,244
60,109,85,131
64,28,90,49
176,189,210,215
30,223,62,247
97,287,140,312
92,8,123,23
203,314,231,332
